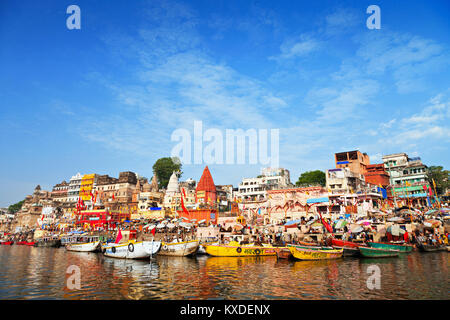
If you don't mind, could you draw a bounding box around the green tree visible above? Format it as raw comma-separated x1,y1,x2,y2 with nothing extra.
8,200,24,214
296,170,326,187
152,157,182,189
427,166,449,195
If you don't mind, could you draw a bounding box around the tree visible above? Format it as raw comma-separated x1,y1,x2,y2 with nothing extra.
296,170,326,187
427,166,449,195
152,157,182,189
8,200,24,214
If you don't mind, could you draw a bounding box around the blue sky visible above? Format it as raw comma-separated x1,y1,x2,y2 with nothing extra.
1,0,449,207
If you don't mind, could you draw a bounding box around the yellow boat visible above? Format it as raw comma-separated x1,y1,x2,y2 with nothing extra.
205,241,277,257
289,246,343,260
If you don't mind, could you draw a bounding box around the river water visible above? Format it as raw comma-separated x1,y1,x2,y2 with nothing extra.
0,246,448,299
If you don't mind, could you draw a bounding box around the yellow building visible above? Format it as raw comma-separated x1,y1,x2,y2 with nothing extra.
79,174,97,201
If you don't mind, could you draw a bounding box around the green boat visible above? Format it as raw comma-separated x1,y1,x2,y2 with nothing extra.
359,246,400,258
368,242,413,253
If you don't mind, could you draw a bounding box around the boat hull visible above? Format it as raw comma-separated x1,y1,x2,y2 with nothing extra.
34,240,61,248
368,242,413,253
359,246,399,258
159,240,199,256
332,246,361,257
102,241,161,259
205,244,277,257
418,244,447,252
288,247,343,260
274,247,292,259
1,241,14,245
66,241,101,252
330,238,364,248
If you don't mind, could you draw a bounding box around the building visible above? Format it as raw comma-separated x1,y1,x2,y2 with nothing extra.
79,174,97,203
67,173,82,203
364,164,390,187
326,168,366,194
335,150,370,175
237,167,292,202
163,172,182,212
382,154,430,207
51,181,69,203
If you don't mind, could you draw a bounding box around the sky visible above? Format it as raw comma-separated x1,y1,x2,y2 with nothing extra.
0,0,449,207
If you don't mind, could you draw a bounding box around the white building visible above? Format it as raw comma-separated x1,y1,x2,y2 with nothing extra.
67,173,82,203
237,168,293,201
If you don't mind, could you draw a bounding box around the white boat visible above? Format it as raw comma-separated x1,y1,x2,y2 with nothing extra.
102,240,161,259
159,239,200,256
62,235,101,252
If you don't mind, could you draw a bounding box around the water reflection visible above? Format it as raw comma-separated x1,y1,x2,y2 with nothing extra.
0,246,448,299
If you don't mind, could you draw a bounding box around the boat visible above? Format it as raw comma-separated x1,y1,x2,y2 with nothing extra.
447,246,450,252
417,243,447,252
329,238,366,248
368,241,413,253
359,246,400,258
297,240,320,246
274,247,292,259
25,241,35,246
33,237,61,248
288,243,335,251
205,241,277,257
288,246,343,260
159,239,199,256
332,246,361,257
62,235,101,252
0,241,14,245
102,240,161,259
16,241,27,245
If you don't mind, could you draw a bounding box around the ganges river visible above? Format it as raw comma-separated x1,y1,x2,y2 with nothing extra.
0,246,448,300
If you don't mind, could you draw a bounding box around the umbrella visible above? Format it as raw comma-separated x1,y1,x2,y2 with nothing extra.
387,217,405,222
424,220,441,227
179,222,192,228
387,224,405,236
306,219,317,226
285,220,301,226
198,219,206,224
156,223,165,229
334,220,348,229
356,220,372,225
233,224,243,231
351,226,364,233
166,223,175,229
191,219,197,222
424,210,438,215
311,222,323,228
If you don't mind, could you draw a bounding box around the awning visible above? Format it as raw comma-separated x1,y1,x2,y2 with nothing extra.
306,197,329,204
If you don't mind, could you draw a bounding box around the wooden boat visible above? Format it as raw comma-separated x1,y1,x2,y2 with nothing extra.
274,247,292,259
288,244,335,251
297,240,320,246
447,246,450,252
288,246,343,260
368,242,413,253
330,238,366,248
33,238,61,248
205,242,277,257
359,246,400,258
0,241,14,245
16,241,27,245
25,241,35,246
102,240,161,259
159,239,199,256
417,243,447,252
332,246,361,257
63,235,101,252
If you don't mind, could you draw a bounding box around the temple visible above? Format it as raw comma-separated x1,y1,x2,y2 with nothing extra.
195,166,217,206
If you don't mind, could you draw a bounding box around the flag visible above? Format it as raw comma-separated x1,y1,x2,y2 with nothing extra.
115,229,122,243
112,194,115,200
405,181,411,187
151,228,156,236
318,211,333,233
432,178,436,189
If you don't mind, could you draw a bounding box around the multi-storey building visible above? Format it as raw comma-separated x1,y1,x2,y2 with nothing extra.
51,181,69,203
335,150,370,175
382,154,430,207
237,167,292,201
67,173,82,203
